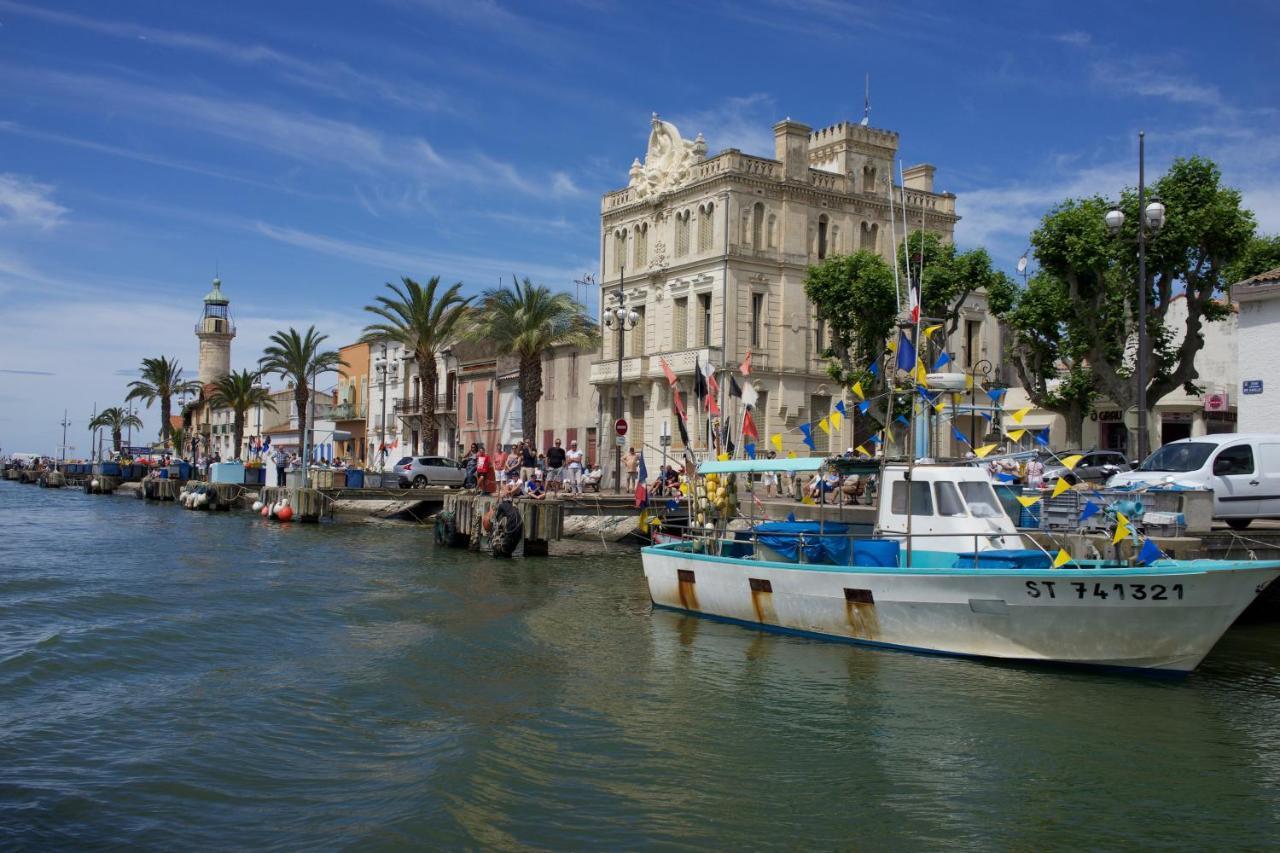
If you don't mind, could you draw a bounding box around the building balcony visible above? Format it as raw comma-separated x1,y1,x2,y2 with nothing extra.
330,402,367,421
589,356,649,385
393,394,458,419
645,347,723,380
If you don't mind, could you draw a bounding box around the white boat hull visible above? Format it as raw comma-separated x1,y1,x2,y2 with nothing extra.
641,548,1280,673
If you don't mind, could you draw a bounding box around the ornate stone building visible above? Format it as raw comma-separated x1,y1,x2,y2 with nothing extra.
593,115,958,464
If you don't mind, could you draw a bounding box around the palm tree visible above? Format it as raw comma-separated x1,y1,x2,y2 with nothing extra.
170,426,189,461
258,327,345,464
469,276,598,441
89,407,144,455
209,369,277,461
125,356,201,449
360,276,472,453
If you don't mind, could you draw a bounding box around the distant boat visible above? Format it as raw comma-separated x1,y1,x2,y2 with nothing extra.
642,457,1280,674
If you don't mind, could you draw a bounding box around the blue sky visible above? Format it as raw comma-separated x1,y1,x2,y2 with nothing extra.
2,0,1278,455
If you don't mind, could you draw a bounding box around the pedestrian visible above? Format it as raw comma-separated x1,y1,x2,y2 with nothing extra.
761,450,778,498
546,438,566,494
564,439,584,495
495,444,509,487
624,446,639,490
504,445,521,485
475,444,491,494
520,441,536,482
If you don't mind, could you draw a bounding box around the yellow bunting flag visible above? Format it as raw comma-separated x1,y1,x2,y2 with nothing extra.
1061,454,1084,470
887,337,898,353
771,434,783,452
1017,495,1042,508
974,444,997,458
1010,406,1032,424
1053,549,1072,568
923,324,943,338
638,509,650,532
1112,512,1132,545
934,399,946,414
965,372,975,391
852,381,865,400
856,445,871,457
916,360,929,385
717,452,730,461
1005,429,1026,442
818,417,830,435
830,411,843,430
680,482,689,495
1051,477,1072,498
801,494,815,505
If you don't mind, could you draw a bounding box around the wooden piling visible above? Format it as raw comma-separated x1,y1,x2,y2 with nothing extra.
260,486,331,522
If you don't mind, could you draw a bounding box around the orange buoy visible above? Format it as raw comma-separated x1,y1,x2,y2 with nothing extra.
261,504,271,517
276,505,294,522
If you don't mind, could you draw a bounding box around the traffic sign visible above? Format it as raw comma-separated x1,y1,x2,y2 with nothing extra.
615,418,628,436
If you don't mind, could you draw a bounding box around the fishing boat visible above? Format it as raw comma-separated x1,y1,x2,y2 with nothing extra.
642,456,1280,673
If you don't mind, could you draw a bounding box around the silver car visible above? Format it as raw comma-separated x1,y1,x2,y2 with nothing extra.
394,455,466,488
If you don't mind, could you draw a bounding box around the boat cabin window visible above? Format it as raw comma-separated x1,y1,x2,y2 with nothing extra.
890,481,933,516
935,481,967,516
959,481,1002,518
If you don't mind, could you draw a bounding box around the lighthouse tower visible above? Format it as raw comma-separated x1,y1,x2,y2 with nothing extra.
196,276,235,384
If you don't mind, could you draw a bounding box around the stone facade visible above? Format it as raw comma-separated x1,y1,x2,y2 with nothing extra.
1234,268,1280,434
535,343,601,466
595,115,958,468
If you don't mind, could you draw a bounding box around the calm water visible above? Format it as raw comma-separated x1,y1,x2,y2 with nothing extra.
3,482,1280,849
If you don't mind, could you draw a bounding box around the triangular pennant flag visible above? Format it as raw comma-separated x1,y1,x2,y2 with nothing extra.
770,433,783,452
741,382,758,408
1005,429,1026,442
952,426,969,444
868,361,880,377
915,359,929,385
895,331,916,373
742,410,759,441
973,444,997,458
659,357,678,386
868,433,883,445
835,400,847,416
1053,549,1072,568
1017,495,1041,508
1137,538,1165,566
858,401,870,415
852,381,865,400
1079,501,1102,522
895,414,910,427
923,324,943,338
1112,517,1132,545
980,411,993,422
799,423,815,450
1034,428,1050,446
887,336,898,353
994,472,1017,483
706,393,721,417
965,372,975,391
818,417,830,435
1061,454,1084,470
745,443,756,459
933,351,952,371
729,375,743,398
829,411,843,430
1051,477,1072,498
933,399,946,414
986,388,1007,404
856,445,871,457
1010,406,1032,424
739,350,752,376
716,452,730,462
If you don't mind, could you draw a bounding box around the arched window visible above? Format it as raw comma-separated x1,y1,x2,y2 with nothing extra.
751,202,764,249
767,214,778,248
860,221,876,252
675,211,690,257
863,164,877,194
614,228,628,272
634,222,648,267
817,214,829,259
698,202,714,251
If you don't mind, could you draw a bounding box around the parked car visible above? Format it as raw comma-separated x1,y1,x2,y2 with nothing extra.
394,455,466,488
1043,449,1133,486
1106,433,1280,530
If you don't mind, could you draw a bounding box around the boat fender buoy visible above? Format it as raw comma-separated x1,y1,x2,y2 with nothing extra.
251,500,264,512
276,505,294,522
91,479,99,489
261,504,271,517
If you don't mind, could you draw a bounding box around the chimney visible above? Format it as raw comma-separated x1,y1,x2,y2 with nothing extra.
902,164,936,193
773,119,812,181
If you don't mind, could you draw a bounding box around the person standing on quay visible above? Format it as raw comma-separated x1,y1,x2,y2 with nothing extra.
624,446,639,490
565,439,584,496
520,441,536,482
546,438,566,494
273,446,287,486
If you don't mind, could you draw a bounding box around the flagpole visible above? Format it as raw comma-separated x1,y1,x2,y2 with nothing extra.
887,170,901,314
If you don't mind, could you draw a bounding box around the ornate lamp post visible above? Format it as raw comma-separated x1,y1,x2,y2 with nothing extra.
603,271,640,494
969,359,992,445
1105,131,1168,461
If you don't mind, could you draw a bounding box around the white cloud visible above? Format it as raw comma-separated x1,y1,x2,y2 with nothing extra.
672,94,777,159
550,171,582,198
1053,31,1091,47
0,173,67,229
1090,61,1225,110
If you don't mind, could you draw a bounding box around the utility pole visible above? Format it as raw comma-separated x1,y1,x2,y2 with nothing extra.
59,410,70,465
379,343,389,473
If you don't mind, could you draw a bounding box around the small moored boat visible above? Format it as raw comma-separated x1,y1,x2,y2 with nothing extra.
642,457,1280,674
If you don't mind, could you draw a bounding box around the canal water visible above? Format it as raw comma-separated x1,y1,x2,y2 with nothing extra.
3,482,1280,849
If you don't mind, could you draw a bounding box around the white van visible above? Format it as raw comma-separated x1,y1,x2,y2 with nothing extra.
1106,433,1280,530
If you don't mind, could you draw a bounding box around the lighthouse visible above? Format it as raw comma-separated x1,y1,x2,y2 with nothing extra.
196,276,235,384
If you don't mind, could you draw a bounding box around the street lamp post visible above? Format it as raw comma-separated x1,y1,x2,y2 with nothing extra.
603,267,639,494
1105,131,1167,461
969,359,992,446
377,344,389,472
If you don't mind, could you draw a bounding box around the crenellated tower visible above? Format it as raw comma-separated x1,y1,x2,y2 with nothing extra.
196,276,235,384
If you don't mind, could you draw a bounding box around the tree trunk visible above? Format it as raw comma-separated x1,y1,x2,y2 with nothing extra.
419,352,438,454
160,397,172,449
233,411,245,461
1065,405,1085,449
520,352,542,445
112,428,122,453
296,389,308,465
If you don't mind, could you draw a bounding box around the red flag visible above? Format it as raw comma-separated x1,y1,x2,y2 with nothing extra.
671,387,687,421
659,357,678,386
703,363,719,398
740,350,752,376
742,409,759,441
706,394,721,417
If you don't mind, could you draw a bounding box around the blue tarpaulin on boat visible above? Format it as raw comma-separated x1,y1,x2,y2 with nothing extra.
755,522,852,564
954,549,1053,570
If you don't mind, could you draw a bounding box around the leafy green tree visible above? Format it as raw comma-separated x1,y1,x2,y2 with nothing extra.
804,251,897,386
124,356,201,450
258,327,346,461
170,426,188,461
209,369,277,460
89,407,143,454
997,273,1098,446
361,276,473,455
468,276,599,442
897,232,1018,356
1031,156,1254,449
1224,234,1280,288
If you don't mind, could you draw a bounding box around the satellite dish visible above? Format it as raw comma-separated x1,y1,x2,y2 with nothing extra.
1016,255,1028,274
